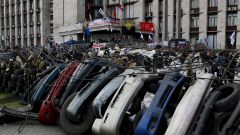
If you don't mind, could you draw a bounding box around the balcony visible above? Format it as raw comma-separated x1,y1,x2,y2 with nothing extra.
30,22,34,26
226,25,237,31
37,21,41,25
123,0,138,5
30,9,34,14
208,7,218,13
190,27,199,33
37,33,41,37
36,8,41,13
23,10,27,14
208,26,217,32
145,12,153,18
227,6,238,11
190,8,200,14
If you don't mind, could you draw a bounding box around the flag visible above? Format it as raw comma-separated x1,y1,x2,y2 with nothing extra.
106,17,113,32
118,0,124,10
1,36,4,41
148,34,152,41
68,30,73,40
89,13,92,21
230,31,236,45
204,36,208,45
113,7,117,18
99,8,105,17
87,2,90,10
140,32,144,40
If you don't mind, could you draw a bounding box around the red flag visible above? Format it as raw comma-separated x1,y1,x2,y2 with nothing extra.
118,0,124,10
113,7,117,18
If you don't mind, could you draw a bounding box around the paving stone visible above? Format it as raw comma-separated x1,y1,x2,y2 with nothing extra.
0,120,66,135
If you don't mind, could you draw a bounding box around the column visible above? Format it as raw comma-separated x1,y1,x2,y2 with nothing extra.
3,0,7,47
15,0,18,46
168,0,174,40
152,0,159,43
199,0,208,40
27,0,30,47
33,0,37,46
9,0,12,47
236,0,240,49
182,0,190,40
21,0,24,47
134,0,144,23
175,0,181,39
217,0,226,49
162,0,168,41
103,0,107,19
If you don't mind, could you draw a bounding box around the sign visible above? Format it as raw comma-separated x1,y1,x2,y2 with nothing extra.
139,22,154,32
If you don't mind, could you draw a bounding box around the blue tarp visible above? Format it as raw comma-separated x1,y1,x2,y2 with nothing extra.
61,40,84,45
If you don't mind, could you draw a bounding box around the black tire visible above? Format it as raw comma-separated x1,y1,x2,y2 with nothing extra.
214,83,240,112
212,112,232,135
60,93,95,135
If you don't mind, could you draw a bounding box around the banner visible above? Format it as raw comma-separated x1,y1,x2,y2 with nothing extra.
139,22,154,32
122,19,135,35
92,43,106,48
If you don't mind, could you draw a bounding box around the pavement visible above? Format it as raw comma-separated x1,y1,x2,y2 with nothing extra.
0,120,66,135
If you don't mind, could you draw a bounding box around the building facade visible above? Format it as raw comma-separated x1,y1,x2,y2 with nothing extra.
53,0,240,49
0,0,52,48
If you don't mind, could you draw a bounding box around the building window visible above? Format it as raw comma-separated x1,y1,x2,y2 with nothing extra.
191,16,199,28
18,27,21,35
208,34,217,49
228,0,238,6
95,0,102,6
227,13,237,26
191,0,199,9
37,26,40,33
36,0,40,8
50,15,53,20
209,0,218,7
7,29,10,36
30,0,33,10
208,15,218,27
124,4,134,18
24,27,27,35
30,27,34,35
